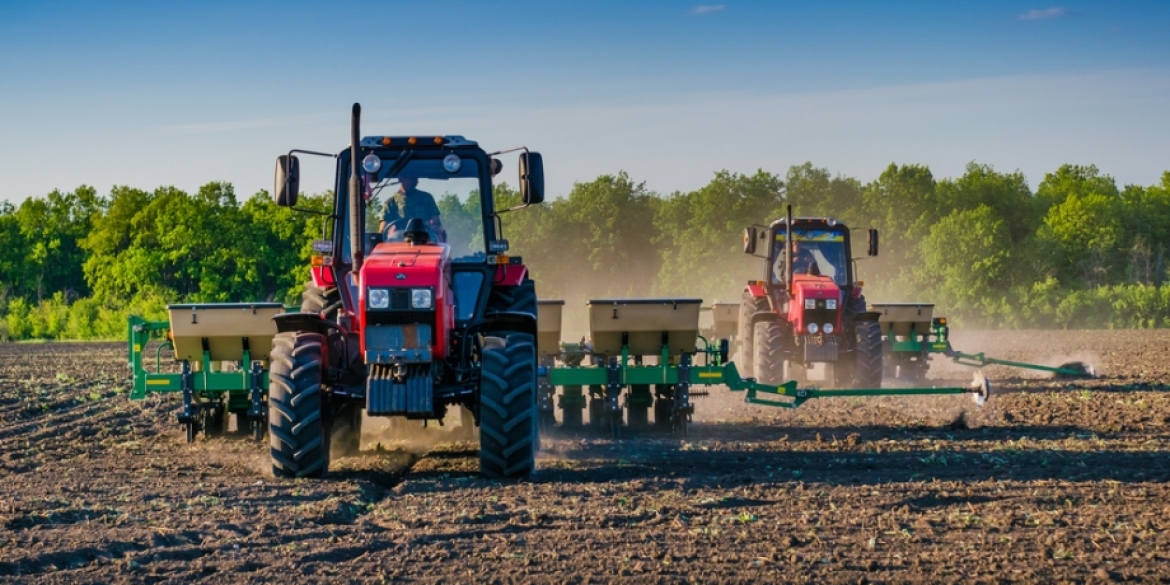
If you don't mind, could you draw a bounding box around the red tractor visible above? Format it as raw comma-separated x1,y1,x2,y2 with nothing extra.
270,104,545,479
738,206,883,388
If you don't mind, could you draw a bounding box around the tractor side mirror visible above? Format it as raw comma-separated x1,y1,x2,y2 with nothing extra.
519,152,545,205
274,155,300,207
743,226,758,254
867,228,879,257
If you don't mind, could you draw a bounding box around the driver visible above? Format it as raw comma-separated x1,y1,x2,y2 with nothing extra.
378,173,444,241
774,240,820,281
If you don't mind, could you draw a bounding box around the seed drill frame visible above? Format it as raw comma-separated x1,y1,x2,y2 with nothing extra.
128,303,284,442
870,303,1096,380
537,298,991,437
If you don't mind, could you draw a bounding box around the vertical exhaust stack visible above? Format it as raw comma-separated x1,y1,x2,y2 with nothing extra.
785,204,793,293
350,103,364,273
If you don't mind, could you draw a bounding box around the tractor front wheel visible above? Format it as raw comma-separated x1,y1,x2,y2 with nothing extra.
479,333,538,479
269,332,329,479
753,321,787,386
853,321,883,388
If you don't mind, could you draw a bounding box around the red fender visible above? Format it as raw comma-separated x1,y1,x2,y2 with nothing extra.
493,263,528,287
745,282,768,298
310,266,336,288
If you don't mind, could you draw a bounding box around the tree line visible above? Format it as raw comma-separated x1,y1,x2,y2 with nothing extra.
2,162,1169,340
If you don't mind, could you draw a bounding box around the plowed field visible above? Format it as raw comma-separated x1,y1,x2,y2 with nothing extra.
2,330,1169,583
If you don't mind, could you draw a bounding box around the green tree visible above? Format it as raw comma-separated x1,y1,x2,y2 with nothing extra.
918,205,1012,322
1036,191,1124,287
785,162,864,225
654,170,784,301
1036,164,1119,212
935,162,1038,244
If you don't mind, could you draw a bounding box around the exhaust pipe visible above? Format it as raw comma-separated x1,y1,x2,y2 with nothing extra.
785,204,793,292
350,103,364,272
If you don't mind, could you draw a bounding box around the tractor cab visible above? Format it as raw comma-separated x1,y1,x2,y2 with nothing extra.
766,220,854,337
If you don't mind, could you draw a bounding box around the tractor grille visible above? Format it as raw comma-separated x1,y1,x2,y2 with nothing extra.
390,288,412,310
802,335,839,362
367,310,436,330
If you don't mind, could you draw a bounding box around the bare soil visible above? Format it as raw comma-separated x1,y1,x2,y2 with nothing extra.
2,330,1170,583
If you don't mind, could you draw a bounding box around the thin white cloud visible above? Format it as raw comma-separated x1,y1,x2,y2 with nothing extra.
690,5,725,15
1018,7,1067,20
157,118,287,135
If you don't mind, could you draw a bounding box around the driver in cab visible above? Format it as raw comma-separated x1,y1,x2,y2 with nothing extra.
378,174,446,242
774,240,822,281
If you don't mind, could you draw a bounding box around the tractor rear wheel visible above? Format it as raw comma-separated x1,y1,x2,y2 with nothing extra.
754,321,787,386
854,321,883,388
487,279,537,317
301,283,342,321
269,332,329,479
479,333,538,479
738,292,769,376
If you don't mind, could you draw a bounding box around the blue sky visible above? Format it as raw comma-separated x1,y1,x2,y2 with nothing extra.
1,1,1168,204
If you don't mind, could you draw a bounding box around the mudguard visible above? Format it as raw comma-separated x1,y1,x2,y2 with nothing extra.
493,263,528,287
745,283,768,298
474,310,537,338
274,312,338,336
310,266,336,288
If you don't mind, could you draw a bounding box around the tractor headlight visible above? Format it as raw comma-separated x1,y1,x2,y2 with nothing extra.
411,288,433,309
368,288,390,309
807,323,819,334
362,153,382,174
826,299,838,310
823,323,834,334
804,299,816,310
443,154,462,173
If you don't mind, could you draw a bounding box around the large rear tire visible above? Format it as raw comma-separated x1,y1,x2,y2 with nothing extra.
753,321,787,386
479,333,537,479
487,279,537,316
738,292,770,376
854,321,883,389
301,283,342,321
269,332,329,479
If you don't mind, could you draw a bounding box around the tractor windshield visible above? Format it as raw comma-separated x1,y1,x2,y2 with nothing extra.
772,229,849,286
340,156,487,263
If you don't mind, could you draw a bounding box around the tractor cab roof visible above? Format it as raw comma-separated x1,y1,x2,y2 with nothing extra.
358,136,479,149
769,217,848,231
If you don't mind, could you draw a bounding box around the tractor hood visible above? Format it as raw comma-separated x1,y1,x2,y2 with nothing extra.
359,241,453,364
792,274,840,299
362,242,449,288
